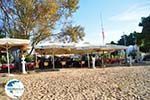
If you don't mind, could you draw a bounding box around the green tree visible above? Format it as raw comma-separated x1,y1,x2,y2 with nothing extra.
118,34,128,46
118,32,137,46
0,30,5,38
138,15,150,52
55,25,85,43
110,41,116,45
0,0,80,53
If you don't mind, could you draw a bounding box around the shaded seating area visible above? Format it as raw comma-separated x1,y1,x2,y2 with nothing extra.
0,38,30,74
35,42,128,69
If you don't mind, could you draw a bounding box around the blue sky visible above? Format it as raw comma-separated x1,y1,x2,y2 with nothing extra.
73,0,150,45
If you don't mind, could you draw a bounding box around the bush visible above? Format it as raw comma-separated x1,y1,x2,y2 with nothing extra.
0,54,14,64
25,55,35,62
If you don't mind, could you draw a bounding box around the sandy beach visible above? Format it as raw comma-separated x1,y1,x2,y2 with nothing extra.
0,66,150,100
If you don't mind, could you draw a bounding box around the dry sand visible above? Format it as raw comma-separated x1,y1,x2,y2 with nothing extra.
0,66,150,100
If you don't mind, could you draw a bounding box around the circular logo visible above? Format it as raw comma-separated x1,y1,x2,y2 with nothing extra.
5,79,24,99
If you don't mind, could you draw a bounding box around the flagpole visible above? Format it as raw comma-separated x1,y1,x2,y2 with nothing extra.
100,13,105,67
100,13,105,45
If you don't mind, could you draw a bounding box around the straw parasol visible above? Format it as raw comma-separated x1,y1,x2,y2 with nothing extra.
35,42,75,69
0,38,30,75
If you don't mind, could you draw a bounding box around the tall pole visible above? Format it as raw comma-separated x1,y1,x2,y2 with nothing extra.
6,47,10,74
100,13,105,46
52,51,55,69
87,53,90,68
123,32,126,46
100,13,105,67
123,32,127,64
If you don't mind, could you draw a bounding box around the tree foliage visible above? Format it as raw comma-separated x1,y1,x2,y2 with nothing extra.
0,0,80,47
0,29,5,38
110,41,116,45
117,32,137,46
117,15,150,53
138,15,150,52
54,25,85,43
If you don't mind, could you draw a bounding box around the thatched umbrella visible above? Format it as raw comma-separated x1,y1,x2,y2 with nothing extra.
35,42,75,69
74,43,128,67
74,42,98,68
0,38,30,75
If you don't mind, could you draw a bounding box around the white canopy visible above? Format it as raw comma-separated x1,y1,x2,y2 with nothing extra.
74,42,98,50
100,44,128,51
0,38,29,48
35,42,75,49
35,41,128,68
0,38,30,75
35,41,75,69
